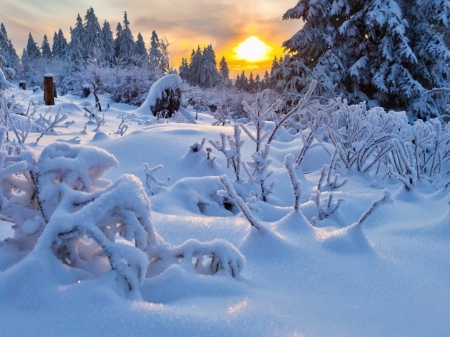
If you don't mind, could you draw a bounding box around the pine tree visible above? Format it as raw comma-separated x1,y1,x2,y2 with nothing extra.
219,56,230,82
148,30,162,71
179,58,190,81
199,44,219,88
119,12,135,64
0,23,19,70
135,32,148,65
280,0,450,119
70,14,85,58
41,34,52,59
83,7,104,61
101,21,115,66
52,29,68,59
26,33,41,61
262,70,269,89
255,73,261,91
114,22,122,59
248,72,256,92
188,46,203,85
159,37,170,73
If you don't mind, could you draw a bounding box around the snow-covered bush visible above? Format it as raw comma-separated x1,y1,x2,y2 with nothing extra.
0,137,244,299
136,74,184,118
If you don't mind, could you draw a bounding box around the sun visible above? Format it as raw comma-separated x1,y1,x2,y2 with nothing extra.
233,36,272,62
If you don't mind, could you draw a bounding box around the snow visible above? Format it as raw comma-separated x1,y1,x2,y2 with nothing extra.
0,86,450,336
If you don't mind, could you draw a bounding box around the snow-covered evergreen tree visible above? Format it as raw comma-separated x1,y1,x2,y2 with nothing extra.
179,57,190,81
70,13,85,58
52,29,68,59
199,45,219,88
41,34,52,59
135,32,148,66
148,30,162,71
83,7,104,61
280,0,450,120
114,22,123,59
188,46,203,85
219,56,230,83
0,24,19,71
118,12,135,64
26,33,41,61
101,21,115,66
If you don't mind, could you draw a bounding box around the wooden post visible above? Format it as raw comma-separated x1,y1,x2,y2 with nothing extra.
19,81,26,90
44,73,55,106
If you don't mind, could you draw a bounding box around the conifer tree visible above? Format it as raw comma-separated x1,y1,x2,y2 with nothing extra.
41,34,52,59
26,33,41,61
0,23,19,70
199,44,219,88
135,32,148,65
52,29,68,59
101,21,115,66
148,30,162,71
248,72,256,92
255,73,261,91
70,14,85,58
219,56,230,82
179,58,190,81
84,7,104,61
114,22,123,59
119,12,135,64
188,46,203,85
280,0,450,119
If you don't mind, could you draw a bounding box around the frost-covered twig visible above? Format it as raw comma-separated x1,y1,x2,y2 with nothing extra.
218,175,262,231
116,113,134,136
284,154,301,212
354,190,391,226
143,163,170,196
190,138,206,153
240,89,283,152
94,112,106,132
267,79,317,145
35,108,68,145
247,144,275,202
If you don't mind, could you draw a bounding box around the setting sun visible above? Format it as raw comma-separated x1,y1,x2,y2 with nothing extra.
233,36,272,62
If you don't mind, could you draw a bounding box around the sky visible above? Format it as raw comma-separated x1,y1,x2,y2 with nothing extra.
1,0,301,77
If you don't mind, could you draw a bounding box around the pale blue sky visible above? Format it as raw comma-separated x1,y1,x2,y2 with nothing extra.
1,0,300,73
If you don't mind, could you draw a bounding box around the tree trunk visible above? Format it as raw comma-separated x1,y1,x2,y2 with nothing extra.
19,81,26,90
44,74,55,106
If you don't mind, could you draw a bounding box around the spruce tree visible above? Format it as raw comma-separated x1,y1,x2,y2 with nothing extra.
188,46,203,86
179,58,190,81
135,32,148,65
101,21,115,66
219,56,230,82
248,72,256,92
41,34,52,59
26,33,41,61
0,23,19,69
148,30,162,71
84,7,104,61
70,14,85,58
280,0,450,120
199,44,219,88
114,22,123,59
52,29,68,59
118,12,135,64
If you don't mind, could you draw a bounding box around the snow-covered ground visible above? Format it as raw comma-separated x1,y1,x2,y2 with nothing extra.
0,85,449,337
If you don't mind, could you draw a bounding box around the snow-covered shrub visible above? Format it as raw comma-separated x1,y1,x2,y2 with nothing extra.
136,74,184,118
209,125,243,181
0,138,244,299
241,89,283,152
